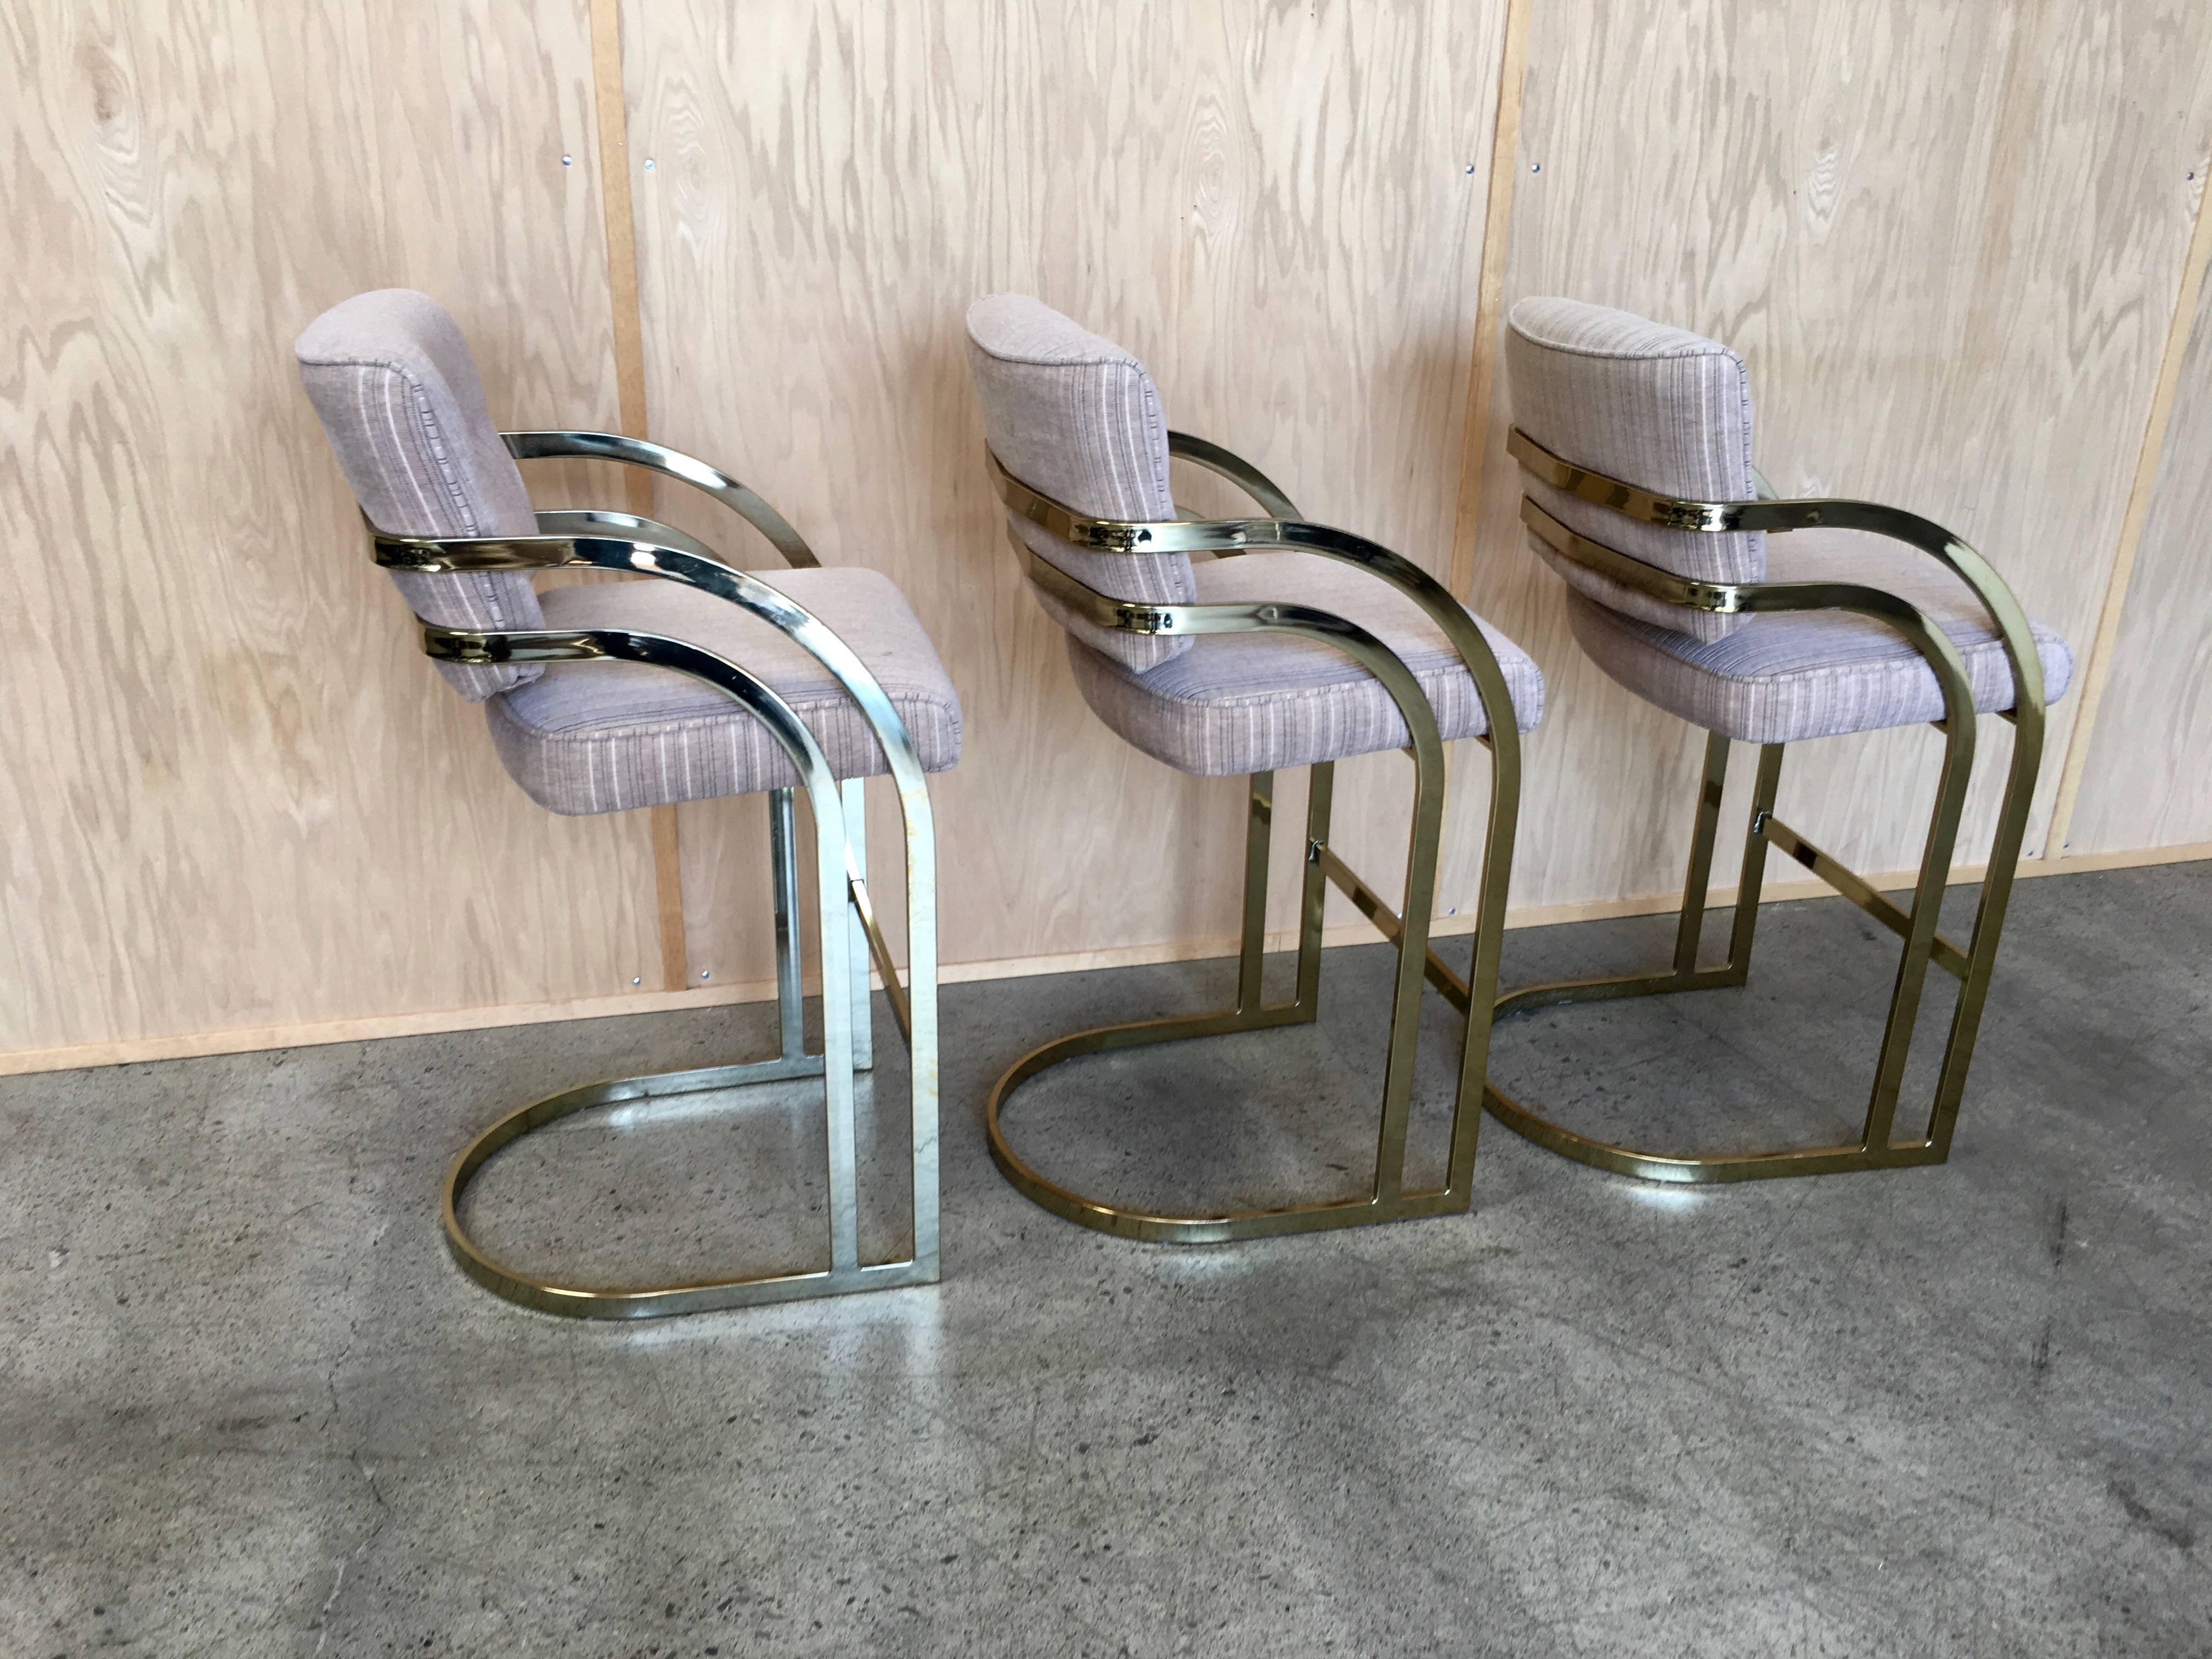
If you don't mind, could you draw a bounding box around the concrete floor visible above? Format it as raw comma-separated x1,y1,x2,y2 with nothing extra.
3,861,2207,1657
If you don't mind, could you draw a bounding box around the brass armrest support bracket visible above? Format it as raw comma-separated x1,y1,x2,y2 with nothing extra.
1506,425,2046,721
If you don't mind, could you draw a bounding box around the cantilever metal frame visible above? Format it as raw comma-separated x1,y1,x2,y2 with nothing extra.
982,433,1523,1243
1492,426,2049,1182
369,429,939,1314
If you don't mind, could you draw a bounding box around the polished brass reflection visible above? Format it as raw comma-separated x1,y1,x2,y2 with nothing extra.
372,430,940,1315
981,433,1522,1243
1489,427,2050,1182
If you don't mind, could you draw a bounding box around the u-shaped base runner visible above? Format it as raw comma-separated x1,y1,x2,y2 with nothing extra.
986,763,1507,1245
1482,725,2036,1184
442,781,939,1316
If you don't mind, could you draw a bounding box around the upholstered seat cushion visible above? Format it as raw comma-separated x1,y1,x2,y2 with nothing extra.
484,570,962,814
1566,531,2073,744
1064,551,1544,777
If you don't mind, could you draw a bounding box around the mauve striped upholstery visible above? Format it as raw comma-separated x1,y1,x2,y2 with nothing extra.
964,294,1193,672
1567,531,2074,744
1504,297,1762,643
484,571,962,812
1064,552,1545,777
295,289,546,701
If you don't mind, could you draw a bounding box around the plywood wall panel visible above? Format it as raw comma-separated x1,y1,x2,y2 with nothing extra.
623,0,1513,978
0,1,662,1053
1438,0,2212,915
7,0,2210,1074
2067,191,2212,856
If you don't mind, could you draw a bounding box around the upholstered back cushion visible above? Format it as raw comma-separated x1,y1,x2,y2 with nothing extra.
295,289,546,700
1504,297,1763,642
964,294,1192,672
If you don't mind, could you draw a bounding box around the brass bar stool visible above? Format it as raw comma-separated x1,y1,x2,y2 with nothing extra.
296,289,957,1313
1488,297,2075,1182
963,295,1545,1243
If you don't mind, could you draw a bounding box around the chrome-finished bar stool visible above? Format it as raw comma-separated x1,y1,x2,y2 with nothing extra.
295,289,957,1314
1493,296,2074,1182
963,295,1544,1243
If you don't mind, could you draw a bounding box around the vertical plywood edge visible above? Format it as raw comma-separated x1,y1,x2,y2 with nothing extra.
650,804,688,989
1445,0,1534,598
589,0,687,984
589,0,651,466
2042,159,2212,857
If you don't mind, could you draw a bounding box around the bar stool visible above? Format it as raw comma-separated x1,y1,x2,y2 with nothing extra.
964,294,1545,1243
295,289,957,1314
1493,296,2074,1182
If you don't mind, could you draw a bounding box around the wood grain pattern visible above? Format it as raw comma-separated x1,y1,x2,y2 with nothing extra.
0,1,662,1054
587,0,653,510
1438,0,2212,918
622,0,1514,980
586,0,690,987
1448,0,1534,600
2064,158,2212,856
7,0,2212,1076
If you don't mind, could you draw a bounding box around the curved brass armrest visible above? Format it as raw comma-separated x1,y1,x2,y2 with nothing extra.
986,448,1516,705
503,430,819,568
1020,552,1447,768
1166,430,1302,521
1508,426,2045,720
368,512,930,802
1519,497,1981,748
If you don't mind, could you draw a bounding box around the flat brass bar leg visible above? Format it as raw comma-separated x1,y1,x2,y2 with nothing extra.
1860,717,1976,1150
1928,704,2044,1153
884,746,942,1281
1447,693,1522,1197
1295,763,1335,1015
769,787,805,1063
1726,743,1785,979
1673,732,1731,974
1369,733,1448,1201
807,784,861,1274
1237,772,1274,1015
840,777,875,1070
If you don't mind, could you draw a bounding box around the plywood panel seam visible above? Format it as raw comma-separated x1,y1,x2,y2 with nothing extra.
2043,154,2212,856
591,0,688,988
1446,0,1533,600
